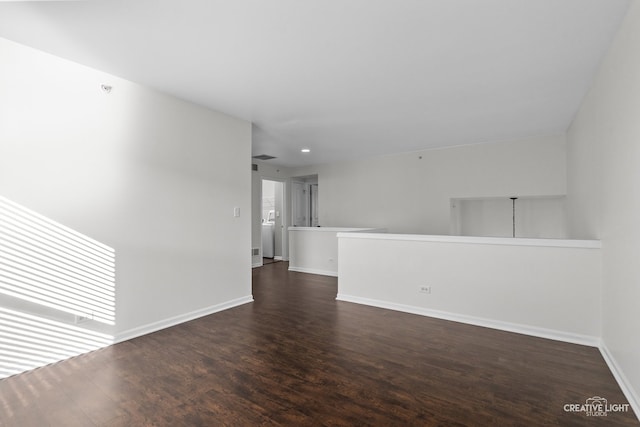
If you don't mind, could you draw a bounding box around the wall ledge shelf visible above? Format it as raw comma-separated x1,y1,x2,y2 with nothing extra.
336,233,601,249
289,227,384,232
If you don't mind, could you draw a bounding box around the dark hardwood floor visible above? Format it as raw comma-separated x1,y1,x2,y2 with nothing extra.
1,261,638,426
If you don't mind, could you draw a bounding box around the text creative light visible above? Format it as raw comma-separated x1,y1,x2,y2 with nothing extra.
0,196,115,378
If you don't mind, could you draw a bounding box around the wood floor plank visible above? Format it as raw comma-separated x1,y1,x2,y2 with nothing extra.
0,261,638,426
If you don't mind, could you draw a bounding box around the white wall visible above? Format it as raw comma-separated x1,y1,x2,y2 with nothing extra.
453,196,567,238
0,38,252,339
567,0,640,414
289,227,385,277
566,89,603,240
293,135,566,234
338,234,602,344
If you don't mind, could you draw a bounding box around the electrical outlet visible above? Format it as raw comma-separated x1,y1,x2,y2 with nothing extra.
419,286,431,294
74,314,91,324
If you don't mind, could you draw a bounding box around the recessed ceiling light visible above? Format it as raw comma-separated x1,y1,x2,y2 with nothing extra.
301,148,311,153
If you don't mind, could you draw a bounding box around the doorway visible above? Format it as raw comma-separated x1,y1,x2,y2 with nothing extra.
262,179,285,264
291,175,319,227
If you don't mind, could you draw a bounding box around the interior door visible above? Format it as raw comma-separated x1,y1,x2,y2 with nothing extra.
292,182,308,226
310,184,319,227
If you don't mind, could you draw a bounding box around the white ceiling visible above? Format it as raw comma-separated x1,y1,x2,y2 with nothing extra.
0,0,630,167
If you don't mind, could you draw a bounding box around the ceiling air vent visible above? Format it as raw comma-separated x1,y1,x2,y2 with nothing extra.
252,154,277,161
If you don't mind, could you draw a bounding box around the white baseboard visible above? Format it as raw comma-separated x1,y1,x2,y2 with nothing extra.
274,256,283,261
288,266,338,277
252,261,263,268
115,295,254,343
599,342,640,421
336,294,599,347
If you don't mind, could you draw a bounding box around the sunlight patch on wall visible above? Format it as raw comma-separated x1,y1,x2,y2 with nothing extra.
0,195,115,378
0,307,112,379
0,196,115,324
